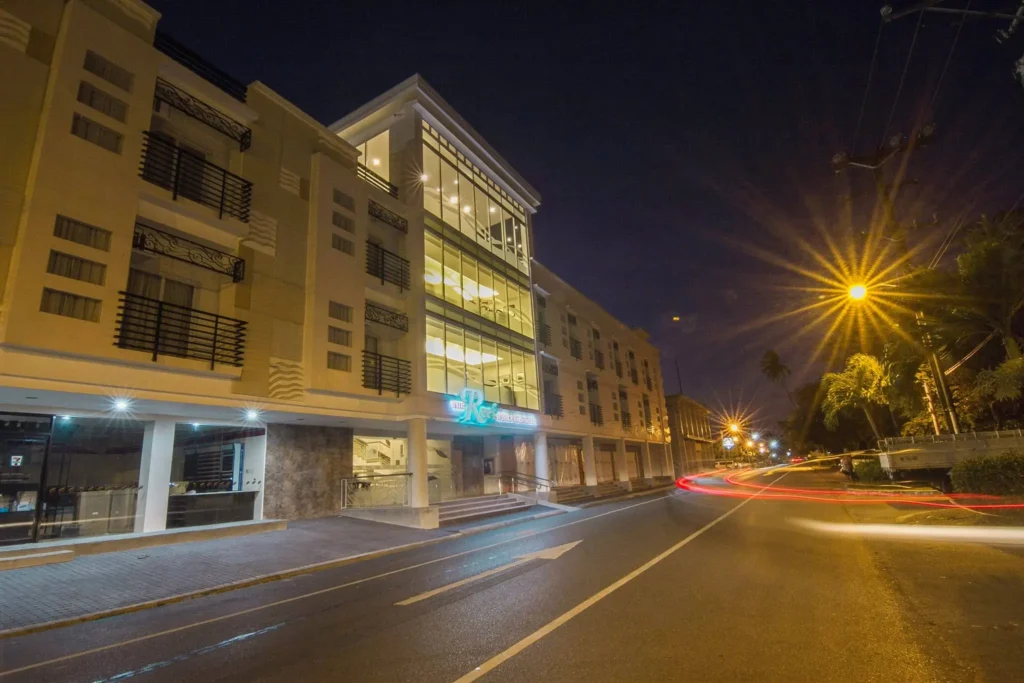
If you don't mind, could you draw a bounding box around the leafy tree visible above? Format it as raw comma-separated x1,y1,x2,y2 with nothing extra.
760,349,796,408
780,382,875,453
821,354,890,440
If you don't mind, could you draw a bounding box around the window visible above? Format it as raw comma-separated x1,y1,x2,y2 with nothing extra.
327,351,351,371
53,215,111,251
329,301,352,322
77,81,127,122
424,232,443,299
328,326,351,347
333,189,355,211
425,314,537,408
40,288,101,322
83,50,133,92
71,114,122,153
332,211,354,233
357,130,390,181
47,251,106,285
332,233,354,255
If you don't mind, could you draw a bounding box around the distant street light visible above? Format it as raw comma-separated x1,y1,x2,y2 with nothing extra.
848,283,867,300
770,440,779,449
730,423,740,433
746,440,754,448
751,432,760,440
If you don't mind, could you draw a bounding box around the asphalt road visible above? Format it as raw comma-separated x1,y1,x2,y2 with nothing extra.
1,470,1021,682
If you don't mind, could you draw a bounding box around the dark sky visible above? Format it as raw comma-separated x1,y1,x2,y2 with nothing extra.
148,0,1024,429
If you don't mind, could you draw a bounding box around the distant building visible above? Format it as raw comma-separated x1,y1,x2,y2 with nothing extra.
665,395,715,475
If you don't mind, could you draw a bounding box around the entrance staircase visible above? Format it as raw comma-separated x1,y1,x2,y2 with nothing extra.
552,481,627,505
437,494,534,526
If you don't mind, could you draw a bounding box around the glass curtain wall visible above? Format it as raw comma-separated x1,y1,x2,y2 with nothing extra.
426,315,538,409
424,232,533,340
421,121,530,274
357,130,390,181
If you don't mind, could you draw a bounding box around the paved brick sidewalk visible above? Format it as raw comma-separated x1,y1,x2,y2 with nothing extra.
0,517,451,633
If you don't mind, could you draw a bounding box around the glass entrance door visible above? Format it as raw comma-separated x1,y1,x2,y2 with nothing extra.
0,416,52,545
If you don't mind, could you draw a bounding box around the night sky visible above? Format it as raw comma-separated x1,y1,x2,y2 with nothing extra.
148,0,1024,427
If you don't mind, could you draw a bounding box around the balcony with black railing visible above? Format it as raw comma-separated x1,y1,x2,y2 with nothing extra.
594,349,605,370
154,32,247,103
115,292,246,369
543,393,564,418
630,368,639,384
154,78,251,151
140,132,252,223
357,164,398,198
366,241,410,292
133,222,245,282
615,360,623,378
621,412,633,429
569,337,583,360
362,350,412,397
365,301,408,332
537,323,552,347
368,199,407,233
589,403,604,427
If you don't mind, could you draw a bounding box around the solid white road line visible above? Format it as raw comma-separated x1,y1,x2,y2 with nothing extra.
396,541,582,606
0,494,675,678
452,474,786,682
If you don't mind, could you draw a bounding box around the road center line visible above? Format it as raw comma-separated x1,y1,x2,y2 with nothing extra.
0,493,674,678
453,472,787,682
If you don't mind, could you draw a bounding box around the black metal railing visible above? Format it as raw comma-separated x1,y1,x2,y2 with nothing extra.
357,164,398,198
140,132,252,222
365,301,408,332
621,412,633,429
594,349,605,370
133,222,245,282
366,241,410,291
154,31,247,102
543,393,564,418
630,368,639,384
537,323,552,346
589,403,604,427
645,376,653,391
362,350,412,396
154,78,251,151
368,199,407,233
615,360,623,378
115,291,246,368
569,337,583,360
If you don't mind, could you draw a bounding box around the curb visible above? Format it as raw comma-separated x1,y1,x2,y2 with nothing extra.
0,506,567,640
576,485,676,508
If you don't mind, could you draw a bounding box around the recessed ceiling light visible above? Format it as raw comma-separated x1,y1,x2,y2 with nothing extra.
113,398,130,412
463,206,471,213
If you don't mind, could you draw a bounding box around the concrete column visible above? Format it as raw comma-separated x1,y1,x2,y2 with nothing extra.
533,431,549,485
615,439,629,482
642,441,654,480
134,420,175,533
242,434,267,520
582,435,597,486
407,418,429,508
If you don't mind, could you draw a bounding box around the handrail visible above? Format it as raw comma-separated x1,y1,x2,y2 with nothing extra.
357,164,399,198
362,349,412,396
494,470,553,494
154,78,251,151
154,31,247,102
133,221,245,282
366,241,410,291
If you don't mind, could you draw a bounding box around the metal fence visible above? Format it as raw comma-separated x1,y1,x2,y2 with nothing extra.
341,472,411,508
366,241,410,291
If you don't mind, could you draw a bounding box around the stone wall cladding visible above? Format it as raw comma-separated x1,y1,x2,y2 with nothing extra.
263,425,353,520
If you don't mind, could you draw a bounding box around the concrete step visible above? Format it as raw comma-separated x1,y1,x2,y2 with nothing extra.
439,499,534,525
438,499,526,520
437,494,510,512
0,549,75,571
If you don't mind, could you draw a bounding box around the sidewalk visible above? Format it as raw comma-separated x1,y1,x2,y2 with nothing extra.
0,517,452,635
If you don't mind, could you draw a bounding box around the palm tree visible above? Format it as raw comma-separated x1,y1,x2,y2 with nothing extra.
761,349,796,408
821,354,890,441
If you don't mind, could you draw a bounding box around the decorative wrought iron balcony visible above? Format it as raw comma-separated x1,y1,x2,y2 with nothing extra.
133,222,244,282
366,241,410,292
569,337,583,360
154,79,251,151
537,323,552,346
140,132,252,222
543,393,564,418
357,164,398,198
154,31,247,103
594,349,605,370
368,199,407,233
362,350,411,397
621,412,633,429
589,403,604,427
365,301,408,332
115,291,246,368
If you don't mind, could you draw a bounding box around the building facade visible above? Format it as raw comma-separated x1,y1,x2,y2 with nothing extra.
665,394,716,475
0,0,670,544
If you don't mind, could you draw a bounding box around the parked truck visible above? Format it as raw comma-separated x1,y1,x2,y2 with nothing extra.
878,430,1024,489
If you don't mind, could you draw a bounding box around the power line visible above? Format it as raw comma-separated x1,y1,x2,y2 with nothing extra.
927,0,972,118
882,9,925,145
852,18,885,152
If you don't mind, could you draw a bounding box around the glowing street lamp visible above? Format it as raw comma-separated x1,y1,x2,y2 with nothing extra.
848,283,867,301
730,423,740,433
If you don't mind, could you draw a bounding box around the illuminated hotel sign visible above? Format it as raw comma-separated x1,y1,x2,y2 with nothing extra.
448,389,538,428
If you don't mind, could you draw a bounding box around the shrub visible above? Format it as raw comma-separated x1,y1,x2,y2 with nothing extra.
950,449,1024,495
853,457,887,482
